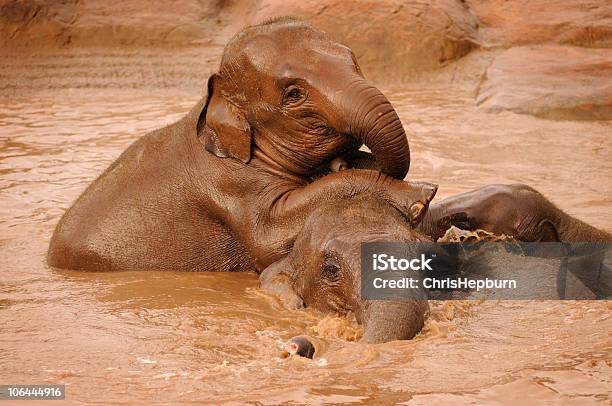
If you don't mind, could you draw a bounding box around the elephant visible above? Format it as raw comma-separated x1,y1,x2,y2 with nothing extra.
417,184,612,242
326,155,612,243
417,184,612,299
260,183,611,344
47,17,438,273
260,196,431,344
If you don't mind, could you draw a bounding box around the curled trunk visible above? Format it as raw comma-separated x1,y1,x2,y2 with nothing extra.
340,81,411,179
558,214,612,242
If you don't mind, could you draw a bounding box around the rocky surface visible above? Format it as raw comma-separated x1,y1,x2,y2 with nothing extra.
1,0,610,120
476,46,612,120
0,0,479,81
0,0,225,48
467,0,612,48
249,0,479,81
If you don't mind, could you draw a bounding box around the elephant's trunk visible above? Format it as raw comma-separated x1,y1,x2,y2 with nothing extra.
341,81,410,179
359,299,429,343
558,213,612,242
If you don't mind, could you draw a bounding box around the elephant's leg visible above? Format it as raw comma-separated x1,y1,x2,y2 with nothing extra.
415,184,612,300
284,336,316,359
418,184,612,242
259,257,304,309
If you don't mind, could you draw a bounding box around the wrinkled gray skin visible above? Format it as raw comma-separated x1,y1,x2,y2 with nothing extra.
48,18,437,272
330,155,611,243
418,184,612,299
264,174,612,344
260,197,431,343
418,184,612,242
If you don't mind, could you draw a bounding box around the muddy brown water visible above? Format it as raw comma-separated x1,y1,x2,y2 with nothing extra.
1,51,611,404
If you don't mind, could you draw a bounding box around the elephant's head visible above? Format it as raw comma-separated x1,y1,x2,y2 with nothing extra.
197,17,410,179
260,196,431,343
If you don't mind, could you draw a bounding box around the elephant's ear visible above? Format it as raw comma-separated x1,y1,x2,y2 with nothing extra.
197,74,252,163
260,257,304,310
537,219,561,242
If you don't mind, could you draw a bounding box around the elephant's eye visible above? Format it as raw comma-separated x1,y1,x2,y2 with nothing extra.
283,85,306,106
321,256,341,282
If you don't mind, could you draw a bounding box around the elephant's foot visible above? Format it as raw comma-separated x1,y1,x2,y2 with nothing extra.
282,335,316,359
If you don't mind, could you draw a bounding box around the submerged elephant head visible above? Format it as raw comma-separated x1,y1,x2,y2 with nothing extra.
261,196,431,343
197,17,410,179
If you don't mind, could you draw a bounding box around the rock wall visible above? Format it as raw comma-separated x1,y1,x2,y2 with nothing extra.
2,0,610,119
0,0,479,80
476,46,612,120
466,0,612,48
248,0,479,80
467,0,612,120
0,0,225,48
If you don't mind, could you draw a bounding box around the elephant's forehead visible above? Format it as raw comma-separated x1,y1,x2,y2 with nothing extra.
311,216,400,244
239,33,353,78
308,212,414,251
241,35,281,72
276,52,351,82
322,232,403,247
318,232,404,267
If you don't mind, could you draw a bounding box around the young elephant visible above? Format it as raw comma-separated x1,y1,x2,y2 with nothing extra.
260,196,431,344
418,184,612,242
327,156,611,243
261,183,611,344
48,17,437,273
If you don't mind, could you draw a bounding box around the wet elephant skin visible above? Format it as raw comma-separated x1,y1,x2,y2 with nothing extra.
47,18,437,273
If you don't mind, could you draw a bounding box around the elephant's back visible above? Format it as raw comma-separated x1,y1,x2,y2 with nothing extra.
47,115,253,273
